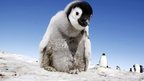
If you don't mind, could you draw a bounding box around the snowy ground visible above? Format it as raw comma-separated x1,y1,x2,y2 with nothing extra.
0,51,144,81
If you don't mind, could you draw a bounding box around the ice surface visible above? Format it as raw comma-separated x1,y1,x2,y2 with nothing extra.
0,51,144,81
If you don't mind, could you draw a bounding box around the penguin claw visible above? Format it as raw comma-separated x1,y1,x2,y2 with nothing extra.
68,69,79,74
44,66,56,72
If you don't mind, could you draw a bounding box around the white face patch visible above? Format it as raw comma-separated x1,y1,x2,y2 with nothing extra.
68,7,85,30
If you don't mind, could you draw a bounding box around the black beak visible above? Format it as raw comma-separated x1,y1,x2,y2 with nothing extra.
78,16,89,27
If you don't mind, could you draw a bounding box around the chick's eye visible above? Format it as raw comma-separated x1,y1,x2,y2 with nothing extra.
76,12,79,15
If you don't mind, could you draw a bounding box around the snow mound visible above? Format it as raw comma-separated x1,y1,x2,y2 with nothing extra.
0,52,144,81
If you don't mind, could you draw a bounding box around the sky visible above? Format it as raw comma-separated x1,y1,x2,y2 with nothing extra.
0,0,144,70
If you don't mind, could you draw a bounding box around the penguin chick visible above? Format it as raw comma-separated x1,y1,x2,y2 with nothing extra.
39,1,93,74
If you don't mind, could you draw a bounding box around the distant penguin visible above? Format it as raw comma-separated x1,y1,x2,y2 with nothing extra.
130,68,132,72
133,64,140,73
129,68,134,72
140,65,143,73
99,53,108,68
116,66,121,70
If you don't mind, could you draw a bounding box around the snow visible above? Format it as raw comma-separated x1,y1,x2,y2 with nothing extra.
0,51,144,81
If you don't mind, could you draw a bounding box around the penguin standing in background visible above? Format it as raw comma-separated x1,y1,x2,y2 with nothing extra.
130,67,135,72
99,53,108,68
133,64,140,73
132,64,143,73
116,66,121,70
39,1,93,74
140,65,143,73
